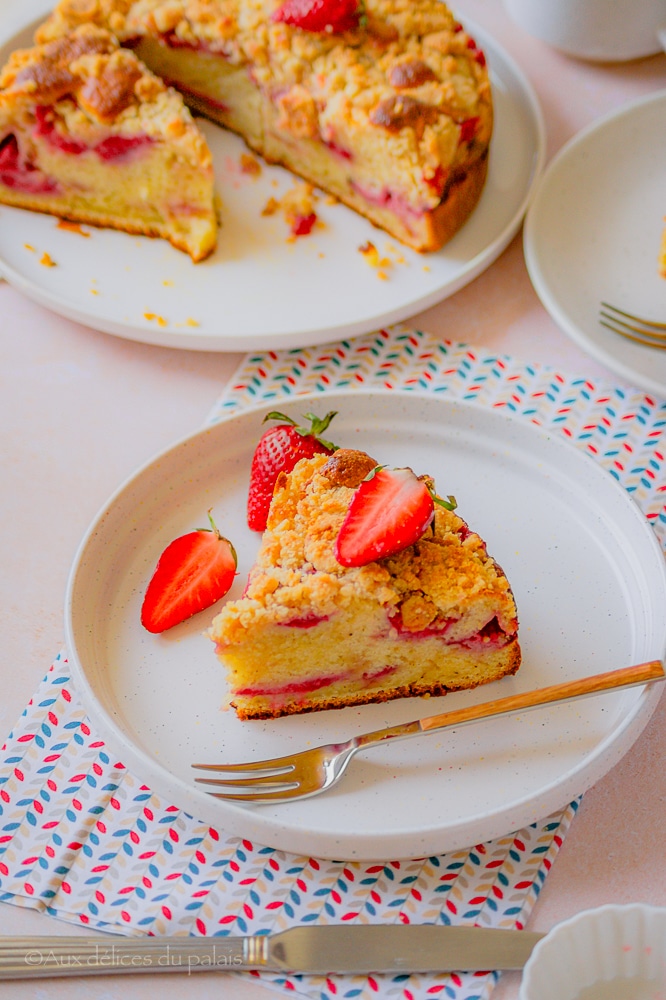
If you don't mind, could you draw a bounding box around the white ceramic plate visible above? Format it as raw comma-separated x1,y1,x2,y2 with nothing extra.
524,91,666,397
0,6,544,351
65,391,666,861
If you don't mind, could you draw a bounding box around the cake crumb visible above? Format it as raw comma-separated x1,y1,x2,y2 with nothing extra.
144,312,168,327
263,182,320,240
56,219,90,237
240,153,261,176
359,241,392,277
39,252,57,267
359,241,380,266
262,196,280,217
24,244,35,252
162,279,174,287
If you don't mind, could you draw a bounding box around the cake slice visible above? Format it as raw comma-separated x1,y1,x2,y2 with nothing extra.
0,24,216,261
36,0,493,253
210,449,520,720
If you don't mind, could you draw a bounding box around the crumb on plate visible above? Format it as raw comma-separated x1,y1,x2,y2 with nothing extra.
56,219,90,237
144,312,168,327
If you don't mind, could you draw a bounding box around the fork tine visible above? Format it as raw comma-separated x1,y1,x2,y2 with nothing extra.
204,786,311,802
192,757,297,774
599,311,666,340
601,302,666,331
599,303,666,350
599,318,666,350
195,772,298,788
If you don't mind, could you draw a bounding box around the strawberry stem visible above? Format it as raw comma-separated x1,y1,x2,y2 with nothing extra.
262,410,339,451
263,410,298,427
363,464,385,481
433,493,457,512
206,508,219,535
204,509,238,567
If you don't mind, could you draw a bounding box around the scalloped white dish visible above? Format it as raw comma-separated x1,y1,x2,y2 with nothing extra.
520,904,666,1000
0,3,545,351
65,392,666,860
524,91,666,397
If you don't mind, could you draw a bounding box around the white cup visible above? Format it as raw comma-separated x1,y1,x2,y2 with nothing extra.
503,0,666,61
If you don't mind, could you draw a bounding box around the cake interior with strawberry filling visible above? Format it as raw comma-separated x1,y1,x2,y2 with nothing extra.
210,448,521,720
0,24,216,261
36,0,493,253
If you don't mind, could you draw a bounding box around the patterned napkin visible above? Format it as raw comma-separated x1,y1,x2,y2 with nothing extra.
1,326,664,1000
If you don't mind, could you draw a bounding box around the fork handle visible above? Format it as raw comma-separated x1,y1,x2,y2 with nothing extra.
355,661,664,749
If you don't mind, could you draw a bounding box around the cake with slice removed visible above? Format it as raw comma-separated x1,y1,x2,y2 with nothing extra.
0,24,216,261
210,448,520,720
35,0,493,253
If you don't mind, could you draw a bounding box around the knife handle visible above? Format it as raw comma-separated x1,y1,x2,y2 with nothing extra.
0,935,267,979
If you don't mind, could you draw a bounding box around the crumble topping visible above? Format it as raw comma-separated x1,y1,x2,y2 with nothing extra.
1,24,212,167
320,447,376,488
214,450,518,641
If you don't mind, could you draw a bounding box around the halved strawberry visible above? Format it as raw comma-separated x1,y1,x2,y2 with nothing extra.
247,410,338,532
335,466,456,567
272,0,362,34
141,511,237,633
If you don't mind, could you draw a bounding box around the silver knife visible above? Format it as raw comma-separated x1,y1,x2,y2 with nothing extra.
0,926,543,979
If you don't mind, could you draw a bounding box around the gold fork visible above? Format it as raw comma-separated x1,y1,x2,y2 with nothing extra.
192,661,664,803
599,302,666,349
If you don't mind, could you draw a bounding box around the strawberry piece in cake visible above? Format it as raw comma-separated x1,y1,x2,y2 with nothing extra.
0,25,216,261
210,448,521,720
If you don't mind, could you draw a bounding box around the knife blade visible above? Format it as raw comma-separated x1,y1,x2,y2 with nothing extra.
0,926,544,979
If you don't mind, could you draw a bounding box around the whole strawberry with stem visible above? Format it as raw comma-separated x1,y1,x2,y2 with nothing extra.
141,510,237,633
272,0,362,34
247,410,338,532
335,465,456,567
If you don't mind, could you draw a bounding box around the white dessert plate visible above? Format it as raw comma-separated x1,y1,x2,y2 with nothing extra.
524,90,666,397
65,391,666,861
0,4,544,351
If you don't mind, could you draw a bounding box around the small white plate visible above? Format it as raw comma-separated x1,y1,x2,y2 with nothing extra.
524,91,666,397
0,8,544,351
65,391,666,861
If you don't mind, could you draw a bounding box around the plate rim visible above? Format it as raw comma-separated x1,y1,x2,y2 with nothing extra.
64,389,666,860
0,11,546,351
523,88,666,397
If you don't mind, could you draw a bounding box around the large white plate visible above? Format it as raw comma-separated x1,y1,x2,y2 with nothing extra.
524,91,666,397
0,5,544,351
65,391,666,860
